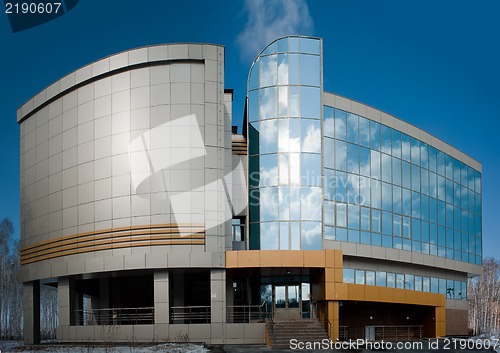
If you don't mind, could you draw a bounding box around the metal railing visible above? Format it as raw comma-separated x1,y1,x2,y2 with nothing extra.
339,326,349,341
315,302,333,339
170,305,211,324
75,307,154,326
375,325,423,340
226,302,271,323
339,325,423,341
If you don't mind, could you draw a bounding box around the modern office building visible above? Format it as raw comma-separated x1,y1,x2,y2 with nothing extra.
18,36,481,345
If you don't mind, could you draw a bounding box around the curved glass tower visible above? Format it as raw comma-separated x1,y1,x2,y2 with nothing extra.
248,36,323,250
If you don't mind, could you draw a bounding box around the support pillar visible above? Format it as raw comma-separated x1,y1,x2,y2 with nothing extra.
23,281,40,344
327,300,339,341
57,277,72,342
211,269,226,323
154,271,169,324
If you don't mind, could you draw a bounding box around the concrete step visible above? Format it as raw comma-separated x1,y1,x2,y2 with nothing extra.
266,319,329,349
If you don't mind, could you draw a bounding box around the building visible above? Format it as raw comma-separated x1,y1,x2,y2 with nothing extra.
18,36,481,345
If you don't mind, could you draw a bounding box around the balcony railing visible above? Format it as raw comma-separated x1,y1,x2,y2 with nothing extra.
170,305,211,324
226,302,271,323
75,307,154,326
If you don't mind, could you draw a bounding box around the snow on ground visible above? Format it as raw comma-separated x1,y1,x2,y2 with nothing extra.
0,341,209,353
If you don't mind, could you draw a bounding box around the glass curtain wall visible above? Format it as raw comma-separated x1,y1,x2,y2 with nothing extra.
323,106,482,265
248,36,322,250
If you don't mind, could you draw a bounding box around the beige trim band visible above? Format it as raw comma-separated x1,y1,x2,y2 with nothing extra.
20,223,205,265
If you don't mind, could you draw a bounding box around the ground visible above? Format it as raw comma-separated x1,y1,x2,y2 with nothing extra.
0,340,498,353
0,342,207,353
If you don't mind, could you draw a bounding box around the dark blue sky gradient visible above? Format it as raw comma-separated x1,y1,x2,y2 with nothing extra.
0,0,498,259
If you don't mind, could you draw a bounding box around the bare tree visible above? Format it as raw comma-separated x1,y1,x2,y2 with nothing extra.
0,218,23,339
468,258,500,337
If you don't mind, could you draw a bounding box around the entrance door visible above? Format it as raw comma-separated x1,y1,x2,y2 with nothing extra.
274,285,301,319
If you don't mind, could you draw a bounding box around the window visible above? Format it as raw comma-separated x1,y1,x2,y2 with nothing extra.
343,269,354,284
232,218,245,242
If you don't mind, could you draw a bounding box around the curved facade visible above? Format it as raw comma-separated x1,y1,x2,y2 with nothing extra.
19,43,236,344
248,37,323,251
19,36,482,346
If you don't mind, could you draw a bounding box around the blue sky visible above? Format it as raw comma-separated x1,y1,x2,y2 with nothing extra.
0,0,498,259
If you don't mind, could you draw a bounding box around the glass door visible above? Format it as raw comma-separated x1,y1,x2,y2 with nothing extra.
273,285,301,319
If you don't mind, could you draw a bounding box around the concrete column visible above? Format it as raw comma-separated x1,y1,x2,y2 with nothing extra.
23,281,40,344
57,277,71,341
211,269,226,323
154,271,169,324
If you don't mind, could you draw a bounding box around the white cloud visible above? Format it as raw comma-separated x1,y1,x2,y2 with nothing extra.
237,0,313,61
302,123,321,153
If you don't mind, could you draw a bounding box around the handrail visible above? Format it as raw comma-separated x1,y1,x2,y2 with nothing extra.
315,302,333,339
75,307,154,326
226,301,271,323
170,305,211,324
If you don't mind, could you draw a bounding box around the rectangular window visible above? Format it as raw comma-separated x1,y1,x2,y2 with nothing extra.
405,274,414,290
359,117,371,147
372,209,381,233
403,216,411,238
402,161,411,189
393,214,402,237
381,125,392,154
348,229,360,243
343,269,354,284
376,271,386,287
381,154,392,183
402,133,411,162
387,273,395,288
366,271,375,286
279,222,289,250
335,140,347,171
392,157,402,186
393,185,402,214
381,182,392,212
371,150,380,179
411,138,420,165
334,109,347,141
355,270,365,285
361,207,370,231
411,164,421,192
382,211,392,235
336,203,347,227
392,129,401,158
347,143,359,174
347,113,359,144
369,180,380,211
370,120,381,151
415,276,422,291
396,274,405,289
232,218,245,242
431,277,439,293
428,146,437,173
439,278,447,295
421,142,429,169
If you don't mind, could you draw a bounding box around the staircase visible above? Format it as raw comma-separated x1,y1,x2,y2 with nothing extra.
266,319,330,349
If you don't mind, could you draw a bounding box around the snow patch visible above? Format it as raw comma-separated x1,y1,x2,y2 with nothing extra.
0,342,208,353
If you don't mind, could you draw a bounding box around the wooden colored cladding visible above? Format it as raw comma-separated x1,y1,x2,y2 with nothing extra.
20,224,205,265
232,140,247,155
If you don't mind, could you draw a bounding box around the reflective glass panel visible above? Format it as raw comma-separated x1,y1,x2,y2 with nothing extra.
278,53,289,85
300,54,320,86
300,86,320,118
